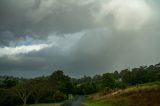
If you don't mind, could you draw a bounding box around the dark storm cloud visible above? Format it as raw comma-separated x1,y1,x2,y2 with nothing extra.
0,0,160,78
0,0,99,45
2,25,160,78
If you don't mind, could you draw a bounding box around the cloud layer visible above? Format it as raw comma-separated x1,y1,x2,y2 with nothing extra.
102,0,153,30
0,0,160,77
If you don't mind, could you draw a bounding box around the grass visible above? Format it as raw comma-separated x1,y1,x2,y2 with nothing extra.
111,87,160,106
24,103,61,106
109,83,160,106
86,82,160,106
84,99,113,106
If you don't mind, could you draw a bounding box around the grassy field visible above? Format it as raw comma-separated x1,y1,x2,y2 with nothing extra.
24,103,61,106
84,99,113,106
85,82,160,106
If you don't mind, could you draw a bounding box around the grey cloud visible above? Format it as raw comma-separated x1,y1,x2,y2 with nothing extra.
0,0,99,46
0,0,160,78
2,25,160,78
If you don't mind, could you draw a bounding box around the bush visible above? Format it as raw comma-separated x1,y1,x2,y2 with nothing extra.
53,91,67,102
115,81,127,89
101,87,112,95
0,88,21,106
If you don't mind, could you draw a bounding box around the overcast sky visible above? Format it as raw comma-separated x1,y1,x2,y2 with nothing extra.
0,0,160,78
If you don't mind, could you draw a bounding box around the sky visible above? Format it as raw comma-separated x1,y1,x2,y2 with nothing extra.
0,0,160,78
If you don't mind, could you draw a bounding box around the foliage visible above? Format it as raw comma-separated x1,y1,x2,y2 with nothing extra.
73,81,97,95
13,81,32,106
49,70,73,99
119,65,160,85
1,62,160,105
101,73,116,89
0,88,21,106
53,91,67,102
28,78,53,103
0,76,19,88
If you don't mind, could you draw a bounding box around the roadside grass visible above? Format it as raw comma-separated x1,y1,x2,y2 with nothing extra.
23,103,61,106
84,99,113,106
86,82,160,106
110,87,160,106
109,82,160,106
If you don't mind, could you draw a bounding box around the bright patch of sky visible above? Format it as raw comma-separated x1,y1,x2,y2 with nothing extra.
0,44,51,57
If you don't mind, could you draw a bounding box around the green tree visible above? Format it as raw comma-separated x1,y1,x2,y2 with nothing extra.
13,82,31,106
0,88,20,106
113,71,120,80
53,91,66,102
29,78,52,104
50,70,73,99
101,73,116,89
120,69,132,84
2,77,17,88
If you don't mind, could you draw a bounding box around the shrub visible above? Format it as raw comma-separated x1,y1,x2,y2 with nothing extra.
53,91,67,102
0,88,21,106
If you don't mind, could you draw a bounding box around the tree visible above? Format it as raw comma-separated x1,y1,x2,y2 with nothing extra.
120,69,132,84
29,78,52,104
101,73,116,89
0,88,20,106
53,91,66,102
2,77,17,88
113,71,120,80
13,82,31,106
50,70,73,99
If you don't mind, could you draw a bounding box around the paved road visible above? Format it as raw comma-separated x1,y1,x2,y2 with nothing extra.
61,96,86,106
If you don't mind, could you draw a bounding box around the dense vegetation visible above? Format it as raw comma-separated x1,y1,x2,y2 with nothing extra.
0,63,160,106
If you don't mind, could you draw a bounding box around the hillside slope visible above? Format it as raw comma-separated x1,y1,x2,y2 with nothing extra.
85,82,160,106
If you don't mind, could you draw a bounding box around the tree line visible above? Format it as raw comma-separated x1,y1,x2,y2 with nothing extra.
0,63,160,106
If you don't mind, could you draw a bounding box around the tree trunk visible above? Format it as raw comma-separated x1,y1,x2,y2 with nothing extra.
35,99,39,104
23,97,27,106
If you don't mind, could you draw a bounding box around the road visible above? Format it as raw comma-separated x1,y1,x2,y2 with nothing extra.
60,96,86,106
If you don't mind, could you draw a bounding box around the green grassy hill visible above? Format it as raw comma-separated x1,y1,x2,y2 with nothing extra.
84,82,160,106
